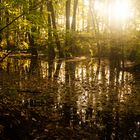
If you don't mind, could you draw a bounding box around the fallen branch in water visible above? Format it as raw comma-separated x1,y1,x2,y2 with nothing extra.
17,89,42,93
122,64,140,72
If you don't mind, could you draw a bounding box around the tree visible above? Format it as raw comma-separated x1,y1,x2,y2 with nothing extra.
0,0,2,46
47,0,64,58
47,0,55,60
65,0,71,57
71,0,78,31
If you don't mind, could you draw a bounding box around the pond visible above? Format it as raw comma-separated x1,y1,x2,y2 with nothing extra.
0,56,140,140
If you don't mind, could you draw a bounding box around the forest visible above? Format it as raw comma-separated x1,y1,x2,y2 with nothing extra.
0,0,140,139
0,0,140,61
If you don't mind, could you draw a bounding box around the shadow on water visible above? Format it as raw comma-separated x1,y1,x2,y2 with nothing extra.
0,57,140,139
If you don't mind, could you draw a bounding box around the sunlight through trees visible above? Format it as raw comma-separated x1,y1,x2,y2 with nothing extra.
0,0,140,61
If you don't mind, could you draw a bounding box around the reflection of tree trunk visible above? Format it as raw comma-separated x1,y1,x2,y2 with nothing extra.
48,59,54,79
109,59,115,86
95,59,100,81
29,56,38,75
86,65,89,83
101,63,106,85
63,61,76,127
53,60,62,80
65,62,70,84
65,61,76,93
62,103,71,126
121,44,125,69
109,60,120,106
90,59,94,82
65,61,76,85
107,59,121,139
114,66,120,140
69,62,76,88
63,62,71,127
114,110,119,140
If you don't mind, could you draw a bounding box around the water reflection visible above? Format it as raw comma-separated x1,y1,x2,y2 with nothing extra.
0,57,140,139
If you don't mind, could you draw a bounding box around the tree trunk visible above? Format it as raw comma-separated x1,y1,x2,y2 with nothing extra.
28,31,38,56
49,1,64,58
47,1,55,60
65,0,71,57
6,10,10,51
71,0,78,31
66,0,71,31
82,0,85,31
90,0,101,59
87,0,92,32
28,0,38,56
71,0,78,56
0,0,2,45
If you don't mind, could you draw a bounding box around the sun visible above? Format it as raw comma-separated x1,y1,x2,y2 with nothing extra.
93,0,133,23
109,0,132,21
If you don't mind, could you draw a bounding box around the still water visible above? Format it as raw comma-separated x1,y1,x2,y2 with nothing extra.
0,57,140,140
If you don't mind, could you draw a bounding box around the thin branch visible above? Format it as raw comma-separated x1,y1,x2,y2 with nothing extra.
0,14,24,32
0,0,44,33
